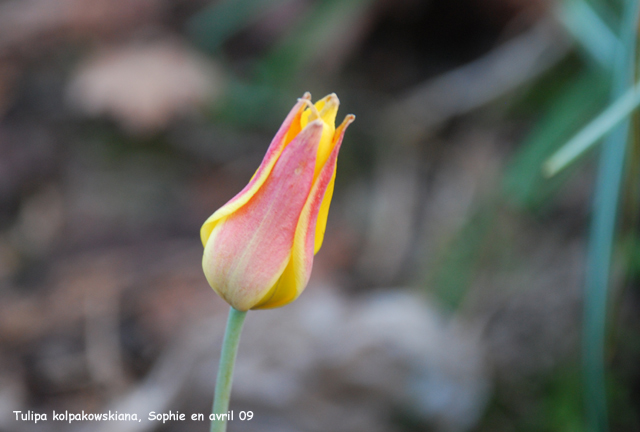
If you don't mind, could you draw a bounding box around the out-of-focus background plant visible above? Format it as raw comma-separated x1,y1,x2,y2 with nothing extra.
1,0,640,431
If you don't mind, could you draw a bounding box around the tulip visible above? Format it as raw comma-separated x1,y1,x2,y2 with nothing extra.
201,92,354,311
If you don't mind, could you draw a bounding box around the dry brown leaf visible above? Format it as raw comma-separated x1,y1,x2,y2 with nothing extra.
67,39,225,133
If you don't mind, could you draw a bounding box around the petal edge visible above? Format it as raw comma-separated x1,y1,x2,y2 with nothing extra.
200,94,311,246
252,114,354,309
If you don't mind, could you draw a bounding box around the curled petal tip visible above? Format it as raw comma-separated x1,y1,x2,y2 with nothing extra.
321,94,340,114
342,114,356,125
325,93,339,103
301,92,312,100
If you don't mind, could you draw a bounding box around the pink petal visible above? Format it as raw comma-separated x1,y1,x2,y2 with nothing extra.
202,121,323,311
200,94,310,246
252,115,355,309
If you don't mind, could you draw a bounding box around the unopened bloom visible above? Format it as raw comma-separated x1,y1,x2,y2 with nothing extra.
201,93,354,311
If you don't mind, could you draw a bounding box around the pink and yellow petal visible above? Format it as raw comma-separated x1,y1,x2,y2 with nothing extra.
253,115,354,309
200,94,311,246
202,121,323,311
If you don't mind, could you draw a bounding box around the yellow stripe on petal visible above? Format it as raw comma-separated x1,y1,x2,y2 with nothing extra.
300,94,340,180
313,170,335,254
313,95,339,179
313,114,355,254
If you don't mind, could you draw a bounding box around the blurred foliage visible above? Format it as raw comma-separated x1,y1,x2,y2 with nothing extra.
479,367,585,432
189,0,289,53
429,201,497,310
504,67,608,210
423,0,640,430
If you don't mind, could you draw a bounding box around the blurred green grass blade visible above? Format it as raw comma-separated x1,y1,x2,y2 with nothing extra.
257,0,375,84
188,0,287,52
429,204,496,310
544,368,586,432
215,79,286,126
504,70,608,209
583,0,640,430
558,0,621,68
216,0,374,123
544,82,640,177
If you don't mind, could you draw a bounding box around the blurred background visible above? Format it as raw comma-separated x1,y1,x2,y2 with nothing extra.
1,0,640,431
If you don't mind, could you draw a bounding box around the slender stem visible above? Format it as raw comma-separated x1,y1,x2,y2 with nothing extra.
583,1,639,432
211,307,247,432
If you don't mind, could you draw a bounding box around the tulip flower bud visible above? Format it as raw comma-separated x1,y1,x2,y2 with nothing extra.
201,93,354,311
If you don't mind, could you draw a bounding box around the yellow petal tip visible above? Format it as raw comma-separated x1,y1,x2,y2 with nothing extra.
319,94,339,121
324,93,339,105
342,114,356,125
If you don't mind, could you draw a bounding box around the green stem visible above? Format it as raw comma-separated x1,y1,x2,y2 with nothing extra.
211,307,247,432
583,1,639,432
